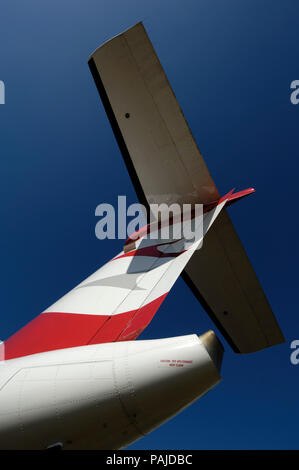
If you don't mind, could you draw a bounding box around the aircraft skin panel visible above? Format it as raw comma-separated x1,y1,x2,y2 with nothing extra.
88,22,284,353
0,335,223,450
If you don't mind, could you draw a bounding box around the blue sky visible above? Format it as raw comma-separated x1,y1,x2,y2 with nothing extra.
0,0,298,449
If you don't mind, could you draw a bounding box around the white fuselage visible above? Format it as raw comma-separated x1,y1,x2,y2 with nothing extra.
0,333,221,450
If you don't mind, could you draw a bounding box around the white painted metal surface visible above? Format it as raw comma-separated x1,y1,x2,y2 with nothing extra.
0,334,222,450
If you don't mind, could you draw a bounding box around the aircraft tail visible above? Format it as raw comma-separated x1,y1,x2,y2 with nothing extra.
4,193,230,360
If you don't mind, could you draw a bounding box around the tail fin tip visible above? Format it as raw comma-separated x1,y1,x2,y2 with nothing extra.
223,187,255,206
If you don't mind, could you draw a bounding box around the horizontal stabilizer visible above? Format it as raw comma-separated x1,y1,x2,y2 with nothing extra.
88,22,284,353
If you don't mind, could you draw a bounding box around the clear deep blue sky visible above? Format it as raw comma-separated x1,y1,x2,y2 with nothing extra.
0,0,298,449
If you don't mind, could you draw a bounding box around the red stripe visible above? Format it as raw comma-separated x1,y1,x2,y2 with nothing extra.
4,313,107,360
4,294,168,360
88,310,135,345
89,293,167,344
118,293,167,341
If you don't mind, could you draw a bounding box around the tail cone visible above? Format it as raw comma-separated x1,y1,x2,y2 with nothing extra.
199,330,224,373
